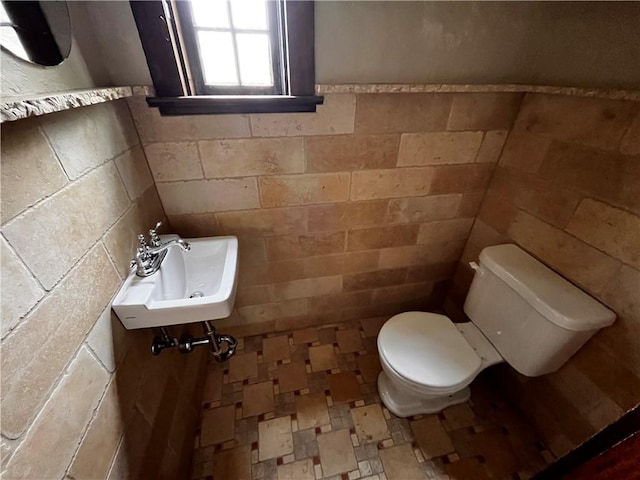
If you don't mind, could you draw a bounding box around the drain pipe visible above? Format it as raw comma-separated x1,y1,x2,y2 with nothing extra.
151,321,237,362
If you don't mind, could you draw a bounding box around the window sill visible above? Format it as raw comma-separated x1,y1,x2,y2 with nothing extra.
146,95,324,115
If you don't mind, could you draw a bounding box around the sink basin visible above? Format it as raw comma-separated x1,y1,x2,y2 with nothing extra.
112,235,238,329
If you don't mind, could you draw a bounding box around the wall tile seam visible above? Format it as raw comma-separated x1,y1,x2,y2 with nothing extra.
0,154,132,231
491,162,640,220
112,147,154,203
0,232,46,338
3,345,110,469
39,120,141,183
0,242,121,385
0,245,120,440
510,121,640,156
104,427,128,480
34,117,72,183
61,349,114,479
2,188,135,295
504,210,623,296
193,142,209,179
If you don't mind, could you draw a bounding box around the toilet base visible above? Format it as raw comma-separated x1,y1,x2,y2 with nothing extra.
377,371,470,418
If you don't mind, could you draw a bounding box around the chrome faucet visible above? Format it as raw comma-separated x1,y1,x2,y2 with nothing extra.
131,221,190,277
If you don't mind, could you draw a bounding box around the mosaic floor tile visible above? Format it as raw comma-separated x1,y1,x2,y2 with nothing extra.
190,320,554,480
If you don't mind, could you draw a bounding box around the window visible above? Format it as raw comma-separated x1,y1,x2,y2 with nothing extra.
131,0,322,115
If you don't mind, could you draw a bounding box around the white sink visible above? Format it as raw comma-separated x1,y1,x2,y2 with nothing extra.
112,235,238,329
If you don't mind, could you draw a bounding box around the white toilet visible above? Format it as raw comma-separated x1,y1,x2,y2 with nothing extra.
377,244,616,417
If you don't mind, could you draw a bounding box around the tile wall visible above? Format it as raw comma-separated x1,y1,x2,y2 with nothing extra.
129,92,523,337
446,93,640,457
0,100,207,479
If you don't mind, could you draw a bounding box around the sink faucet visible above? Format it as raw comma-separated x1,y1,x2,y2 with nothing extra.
131,222,190,277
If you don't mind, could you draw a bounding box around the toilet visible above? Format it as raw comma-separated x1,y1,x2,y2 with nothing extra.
376,244,616,417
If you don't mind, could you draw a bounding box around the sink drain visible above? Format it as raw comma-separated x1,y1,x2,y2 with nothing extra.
189,291,204,298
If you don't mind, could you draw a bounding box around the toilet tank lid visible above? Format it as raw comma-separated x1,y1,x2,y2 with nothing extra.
479,244,616,332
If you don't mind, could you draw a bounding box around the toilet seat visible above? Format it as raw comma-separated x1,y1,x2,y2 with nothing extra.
377,312,482,393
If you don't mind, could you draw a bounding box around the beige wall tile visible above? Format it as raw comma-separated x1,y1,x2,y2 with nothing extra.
398,132,482,166
200,138,304,178
1,236,44,338
317,429,358,477
342,268,407,292
251,94,355,137
417,218,475,244
128,97,251,142
86,306,129,373
489,166,581,229
1,244,119,438
620,111,640,155
102,203,144,278
566,198,640,269
67,378,124,480
304,251,379,278
2,162,129,289
272,276,342,301
306,134,399,172
258,416,293,461
600,265,640,323
1,118,68,223
461,219,510,266
379,242,465,269
238,299,308,324
40,100,137,180
429,163,494,195
236,285,272,307
351,167,434,200
475,130,508,163
308,291,373,312
514,93,637,151
508,211,620,293
379,444,424,479
538,142,640,215
347,224,419,251
157,178,259,214
259,173,350,207
307,200,388,232
499,131,550,172
406,261,458,283
216,207,306,237
477,190,520,234
266,231,346,261
447,93,522,131
387,194,462,224
114,145,154,201
144,142,203,182
168,213,218,238
106,409,152,480
372,282,433,305
238,237,268,265
355,93,452,134
4,347,108,479
457,192,486,218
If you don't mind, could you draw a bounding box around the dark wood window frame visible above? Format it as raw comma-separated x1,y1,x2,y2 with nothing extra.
130,0,323,115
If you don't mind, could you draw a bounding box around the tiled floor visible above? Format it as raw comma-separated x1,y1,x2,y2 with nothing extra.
191,318,555,480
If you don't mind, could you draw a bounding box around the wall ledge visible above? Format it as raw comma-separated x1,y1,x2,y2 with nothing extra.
0,86,134,123
316,83,640,102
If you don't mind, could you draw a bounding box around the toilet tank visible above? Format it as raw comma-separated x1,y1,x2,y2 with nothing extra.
464,244,616,377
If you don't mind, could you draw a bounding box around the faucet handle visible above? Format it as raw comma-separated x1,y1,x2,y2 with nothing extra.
149,221,162,247
137,234,148,247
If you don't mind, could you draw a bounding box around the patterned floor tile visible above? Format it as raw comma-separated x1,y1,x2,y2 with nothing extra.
190,320,554,480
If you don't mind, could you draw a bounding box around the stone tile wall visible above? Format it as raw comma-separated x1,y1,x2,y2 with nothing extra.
0,100,207,479
445,93,640,457
129,92,523,337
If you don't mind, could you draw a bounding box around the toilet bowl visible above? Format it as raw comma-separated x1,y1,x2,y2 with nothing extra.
377,312,502,417
376,244,616,418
